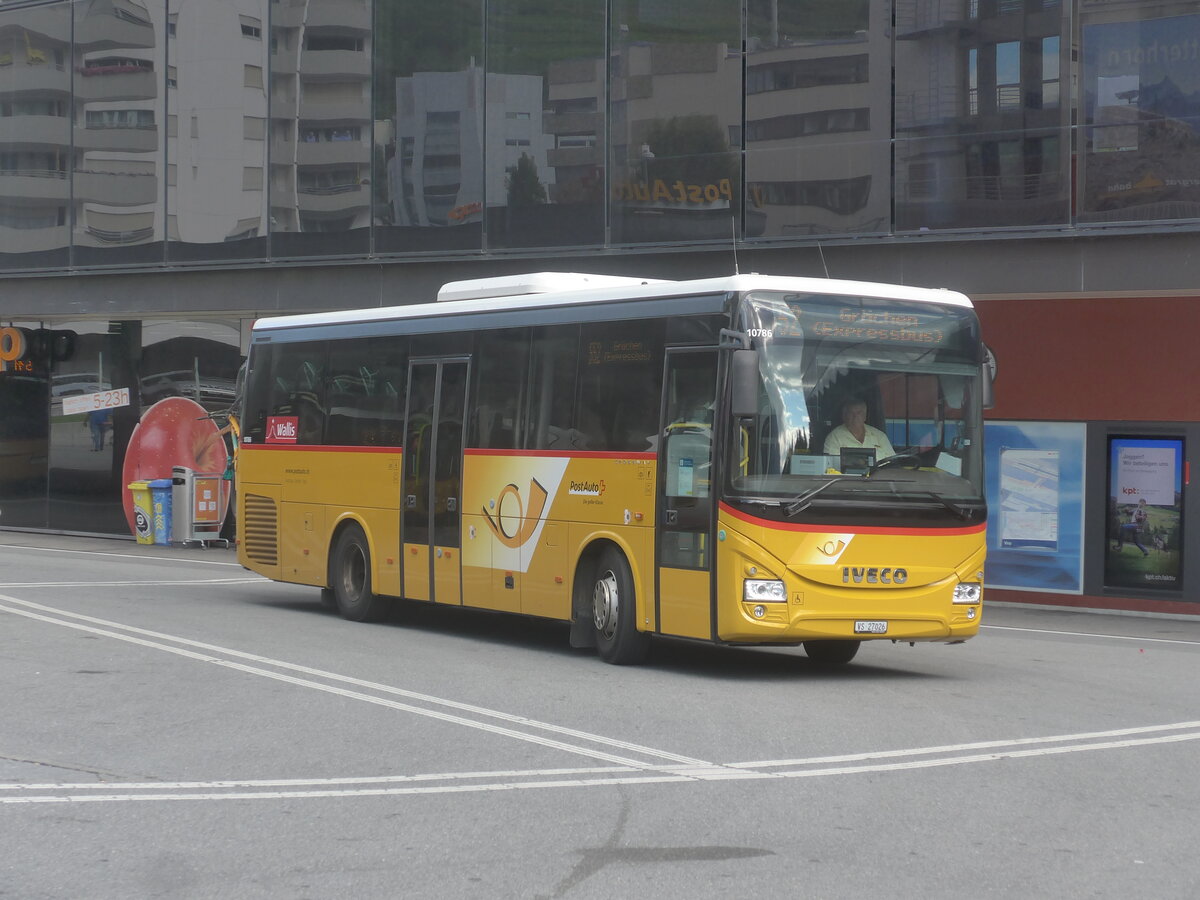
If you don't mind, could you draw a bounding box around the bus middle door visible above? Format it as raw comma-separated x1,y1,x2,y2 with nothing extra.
402,359,468,605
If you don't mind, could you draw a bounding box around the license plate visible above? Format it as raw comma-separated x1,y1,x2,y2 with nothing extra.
854,620,888,634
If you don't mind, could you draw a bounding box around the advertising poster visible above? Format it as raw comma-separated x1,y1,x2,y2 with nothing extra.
1104,437,1184,591
984,422,1085,593
1081,14,1200,220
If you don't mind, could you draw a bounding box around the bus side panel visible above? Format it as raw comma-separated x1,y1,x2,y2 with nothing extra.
522,521,568,619
567,523,656,633
460,513,496,610
658,568,711,639
238,478,282,582
279,502,326,586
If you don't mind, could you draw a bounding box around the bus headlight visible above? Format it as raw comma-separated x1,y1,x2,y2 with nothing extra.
953,582,982,604
744,579,787,603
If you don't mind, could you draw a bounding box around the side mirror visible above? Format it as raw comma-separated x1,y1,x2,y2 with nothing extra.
731,349,758,418
982,344,996,410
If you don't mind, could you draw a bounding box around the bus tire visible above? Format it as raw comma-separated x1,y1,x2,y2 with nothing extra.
803,640,860,666
330,524,389,623
591,546,650,665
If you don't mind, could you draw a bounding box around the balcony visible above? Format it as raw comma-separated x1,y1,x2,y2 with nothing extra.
75,67,157,103
298,96,369,122
74,5,156,52
0,224,69,255
75,170,158,206
296,182,368,213
0,116,71,149
75,124,158,153
0,170,69,203
304,1,370,32
299,50,370,80
294,140,368,166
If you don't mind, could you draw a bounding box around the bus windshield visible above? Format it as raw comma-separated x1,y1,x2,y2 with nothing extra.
728,291,985,523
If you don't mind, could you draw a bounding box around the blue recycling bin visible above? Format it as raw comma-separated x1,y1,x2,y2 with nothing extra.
149,478,173,544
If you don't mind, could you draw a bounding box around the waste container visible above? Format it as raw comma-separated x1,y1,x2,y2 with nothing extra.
149,478,173,544
171,466,229,546
127,481,154,545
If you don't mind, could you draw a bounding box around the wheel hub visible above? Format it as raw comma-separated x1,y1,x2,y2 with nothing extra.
592,570,619,639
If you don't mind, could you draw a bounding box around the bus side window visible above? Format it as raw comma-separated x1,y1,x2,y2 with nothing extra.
578,321,664,451
526,325,580,451
471,327,528,450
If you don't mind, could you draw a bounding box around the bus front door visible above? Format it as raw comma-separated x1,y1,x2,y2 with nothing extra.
402,359,468,605
656,349,718,640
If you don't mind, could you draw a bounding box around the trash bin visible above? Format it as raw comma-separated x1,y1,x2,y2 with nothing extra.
127,481,154,545
171,466,229,546
149,478,173,544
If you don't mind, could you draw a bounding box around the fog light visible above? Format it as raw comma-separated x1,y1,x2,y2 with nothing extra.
753,605,766,618
953,582,982,604
744,579,786,603
966,607,977,620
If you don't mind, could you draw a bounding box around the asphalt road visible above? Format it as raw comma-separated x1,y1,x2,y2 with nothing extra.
2,534,1199,899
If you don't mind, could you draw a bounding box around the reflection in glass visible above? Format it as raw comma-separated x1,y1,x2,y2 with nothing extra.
0,321,50,526
745,0,888,239
72,0,164,266
168,0,270,261
270,0,372,257
1081,9,1200,224
609,0,742,244
374,0,483,253
0,3,72,269
894,0,1071,231
485,0,605,248
46,320,141,534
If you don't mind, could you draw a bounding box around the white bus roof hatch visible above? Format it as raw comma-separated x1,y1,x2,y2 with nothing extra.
436,272,670,303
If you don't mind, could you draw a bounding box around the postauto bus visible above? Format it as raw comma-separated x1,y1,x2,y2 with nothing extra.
237,272,988,665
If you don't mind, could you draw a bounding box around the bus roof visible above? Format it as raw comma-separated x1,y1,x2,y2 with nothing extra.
252,273,973,333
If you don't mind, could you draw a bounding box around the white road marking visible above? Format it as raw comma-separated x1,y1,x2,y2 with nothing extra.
0,594,711,770
4,728,1199,804
0,579,264,588
0,544,243,567
982,623,1200,646
4,593,1199,805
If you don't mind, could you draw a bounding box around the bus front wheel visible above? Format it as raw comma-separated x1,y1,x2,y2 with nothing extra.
803,640,860,666
591,547,650,665
330,525,390,623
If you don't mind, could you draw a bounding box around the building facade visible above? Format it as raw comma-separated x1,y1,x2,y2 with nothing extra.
2,0,1199,615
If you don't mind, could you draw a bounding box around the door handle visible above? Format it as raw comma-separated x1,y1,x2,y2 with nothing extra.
665,509,679,526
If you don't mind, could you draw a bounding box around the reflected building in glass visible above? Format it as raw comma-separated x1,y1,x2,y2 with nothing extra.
270,0,371,257
5,0,1200,618
894,0,1071,231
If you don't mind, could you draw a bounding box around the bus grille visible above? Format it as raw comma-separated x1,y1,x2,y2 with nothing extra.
242,493,279,565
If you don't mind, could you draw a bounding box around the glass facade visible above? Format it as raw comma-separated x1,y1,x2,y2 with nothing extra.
0,314,245,532
3,0,1200,270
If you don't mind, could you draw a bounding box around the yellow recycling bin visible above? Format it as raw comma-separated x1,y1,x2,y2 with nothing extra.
127,481,154,544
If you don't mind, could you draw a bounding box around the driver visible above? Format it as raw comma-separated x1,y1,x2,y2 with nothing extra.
823,398,896,458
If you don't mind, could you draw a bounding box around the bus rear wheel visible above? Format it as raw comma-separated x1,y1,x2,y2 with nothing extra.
803,640,861,666
591,547,650,665
330,524,390,623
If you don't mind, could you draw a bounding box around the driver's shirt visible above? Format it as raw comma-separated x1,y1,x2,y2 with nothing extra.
823,424,896,459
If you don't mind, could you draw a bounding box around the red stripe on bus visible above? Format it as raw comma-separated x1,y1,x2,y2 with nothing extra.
240,444,401,453
719,502,986,537
465,448,657,461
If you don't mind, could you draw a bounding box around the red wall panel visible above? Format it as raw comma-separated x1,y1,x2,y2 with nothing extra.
977,296,1200,422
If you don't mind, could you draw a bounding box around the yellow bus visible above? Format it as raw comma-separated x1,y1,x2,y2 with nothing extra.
237,272,988,665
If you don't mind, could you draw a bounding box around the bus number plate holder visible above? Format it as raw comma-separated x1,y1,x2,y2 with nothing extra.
854,620,888,634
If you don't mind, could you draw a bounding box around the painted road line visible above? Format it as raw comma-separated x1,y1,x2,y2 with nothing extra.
0,594,711,770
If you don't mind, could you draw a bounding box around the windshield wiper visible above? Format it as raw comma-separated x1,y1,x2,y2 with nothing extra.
780,476,856,517
907,490,974,521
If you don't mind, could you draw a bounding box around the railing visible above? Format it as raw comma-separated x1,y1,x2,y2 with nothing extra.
0,169,67,179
